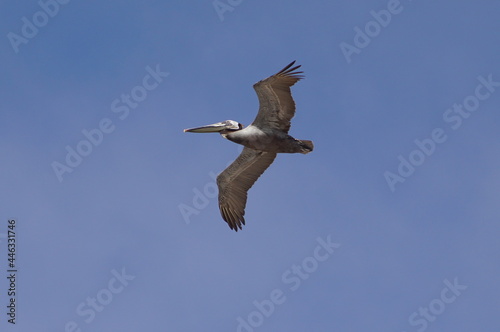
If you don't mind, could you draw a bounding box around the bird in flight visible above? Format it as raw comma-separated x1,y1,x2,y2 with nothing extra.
184,61,313,231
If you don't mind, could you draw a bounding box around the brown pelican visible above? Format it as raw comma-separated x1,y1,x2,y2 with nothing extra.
184,61,313,231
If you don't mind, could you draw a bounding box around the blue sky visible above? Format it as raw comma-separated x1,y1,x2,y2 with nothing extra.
1,1,500,331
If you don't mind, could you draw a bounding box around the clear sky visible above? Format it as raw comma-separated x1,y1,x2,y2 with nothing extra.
1,1,500,331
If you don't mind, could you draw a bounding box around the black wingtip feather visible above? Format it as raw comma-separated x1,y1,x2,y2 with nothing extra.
277,61,304,80
280,61,300,73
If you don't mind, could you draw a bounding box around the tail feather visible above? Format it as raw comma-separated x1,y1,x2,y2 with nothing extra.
299,140,314,154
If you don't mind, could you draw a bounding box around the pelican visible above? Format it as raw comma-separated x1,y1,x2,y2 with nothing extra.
184,61,313,231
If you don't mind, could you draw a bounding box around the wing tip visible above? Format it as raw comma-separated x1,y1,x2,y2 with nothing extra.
283,60,297,71
278,61,304,81
228,218,245,232
254,61,305,88
227,217,245,232
221,206,246,232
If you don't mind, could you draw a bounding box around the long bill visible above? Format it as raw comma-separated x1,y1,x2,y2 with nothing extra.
183,121,234,133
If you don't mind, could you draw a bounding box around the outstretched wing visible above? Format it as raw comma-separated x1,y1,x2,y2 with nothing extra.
217,147,277,231
251,61,304,133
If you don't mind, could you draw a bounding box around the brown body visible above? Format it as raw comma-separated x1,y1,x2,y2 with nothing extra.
225,126,313,154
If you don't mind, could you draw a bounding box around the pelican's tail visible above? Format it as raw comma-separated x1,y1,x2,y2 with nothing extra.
298,140,314,154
